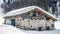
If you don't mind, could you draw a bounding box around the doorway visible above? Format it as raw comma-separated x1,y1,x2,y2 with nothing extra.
11,19,16,26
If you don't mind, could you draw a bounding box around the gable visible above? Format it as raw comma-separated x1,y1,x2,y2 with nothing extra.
21,10,46,20
20,9,57,21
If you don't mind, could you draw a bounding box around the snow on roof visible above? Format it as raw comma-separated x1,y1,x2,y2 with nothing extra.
4,6,57,19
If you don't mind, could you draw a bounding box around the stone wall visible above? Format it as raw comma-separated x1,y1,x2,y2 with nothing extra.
15,17,54,30
5,16,54,30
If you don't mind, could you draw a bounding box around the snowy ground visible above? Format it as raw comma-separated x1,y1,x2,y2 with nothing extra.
0,24,27,34
0,24,60,34
21,29,60,34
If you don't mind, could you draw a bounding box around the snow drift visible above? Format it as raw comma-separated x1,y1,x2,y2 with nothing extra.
0,25,27,34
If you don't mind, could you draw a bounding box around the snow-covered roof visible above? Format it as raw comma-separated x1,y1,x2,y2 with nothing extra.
4,6,57,20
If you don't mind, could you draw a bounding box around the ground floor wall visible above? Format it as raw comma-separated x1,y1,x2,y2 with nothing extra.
4,17,55,30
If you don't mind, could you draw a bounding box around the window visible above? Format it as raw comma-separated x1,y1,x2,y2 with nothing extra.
51,24,54,27
33,13,36,17
28,13,31,18
40,15,45,20
46,18,49,20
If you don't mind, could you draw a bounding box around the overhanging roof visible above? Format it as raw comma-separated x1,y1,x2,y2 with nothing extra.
4,6,57,21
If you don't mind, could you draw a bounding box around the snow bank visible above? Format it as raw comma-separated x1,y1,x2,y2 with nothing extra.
0,24,60,34
20,29,60,34
0,13,4,26
0,25,27,34
54,21,60,30
0,16,4,25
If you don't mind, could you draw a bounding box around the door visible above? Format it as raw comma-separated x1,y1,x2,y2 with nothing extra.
11,19,15,26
